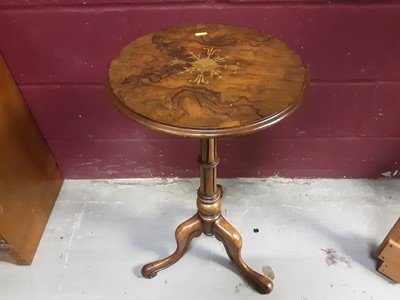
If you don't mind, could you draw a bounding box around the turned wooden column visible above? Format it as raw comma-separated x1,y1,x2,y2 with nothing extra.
197,138,221,235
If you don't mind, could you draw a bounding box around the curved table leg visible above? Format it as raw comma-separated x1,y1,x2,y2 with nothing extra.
213,216,273,294
217,184,224,198
141,213,203,278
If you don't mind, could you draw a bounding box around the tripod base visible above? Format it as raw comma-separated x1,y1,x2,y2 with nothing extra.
141,139,273,294
141,190,273,294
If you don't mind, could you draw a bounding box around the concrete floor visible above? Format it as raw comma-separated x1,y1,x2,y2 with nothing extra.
1,178,400,300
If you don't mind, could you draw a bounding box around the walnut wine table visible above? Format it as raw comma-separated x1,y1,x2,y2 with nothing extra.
108,23,308,294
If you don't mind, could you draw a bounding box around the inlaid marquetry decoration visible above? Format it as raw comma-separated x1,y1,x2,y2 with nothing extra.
172,46,240,85
109,24,309,137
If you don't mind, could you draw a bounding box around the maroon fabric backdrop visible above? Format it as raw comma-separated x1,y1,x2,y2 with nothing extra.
1,1,399,179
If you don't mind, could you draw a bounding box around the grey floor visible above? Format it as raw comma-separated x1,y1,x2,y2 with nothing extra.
1,178,400,300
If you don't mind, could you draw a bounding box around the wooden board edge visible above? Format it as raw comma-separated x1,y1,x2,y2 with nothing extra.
18,168,64,264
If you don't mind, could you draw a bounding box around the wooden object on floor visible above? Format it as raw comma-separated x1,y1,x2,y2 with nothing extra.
0,54,64,265
376,218,400,282
109,23,309,294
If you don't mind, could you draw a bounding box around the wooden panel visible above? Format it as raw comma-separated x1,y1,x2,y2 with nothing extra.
46,137,400,179
377,239,400,282
0,54,63,265
376,218,400,258
1,2,400,179
376,218,400,282
20,83,377,140
360,83,400,137
1,5,400,84
0,0,208,5
0,0,340,5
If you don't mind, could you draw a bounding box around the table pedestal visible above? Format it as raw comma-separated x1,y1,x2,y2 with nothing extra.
141,139,273,294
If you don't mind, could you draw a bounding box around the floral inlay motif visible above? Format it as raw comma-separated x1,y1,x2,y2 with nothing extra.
172,47,240,85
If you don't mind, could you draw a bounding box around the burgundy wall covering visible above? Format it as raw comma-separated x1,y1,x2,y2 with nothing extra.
0,1,399,179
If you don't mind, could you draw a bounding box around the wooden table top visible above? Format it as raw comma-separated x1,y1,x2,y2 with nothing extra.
109,24,309,138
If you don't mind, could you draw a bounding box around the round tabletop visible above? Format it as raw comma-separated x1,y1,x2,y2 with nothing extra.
108,23,309,138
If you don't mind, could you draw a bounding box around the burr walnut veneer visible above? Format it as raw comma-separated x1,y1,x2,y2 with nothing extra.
109,23,308,294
